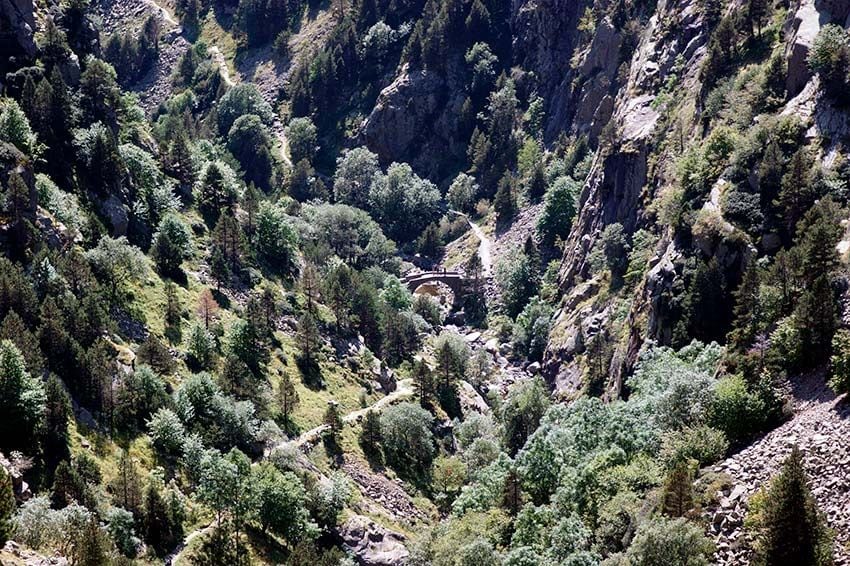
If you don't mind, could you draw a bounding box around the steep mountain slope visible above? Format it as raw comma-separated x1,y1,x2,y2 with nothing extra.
706,372,850,565
2,0,850,564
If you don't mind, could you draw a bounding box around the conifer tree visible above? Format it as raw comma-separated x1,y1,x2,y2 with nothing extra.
502,468,523,516
728,262,762,351
44,375,71,473
359,409,382,456
73,516,109,566
493,174,516,224
323,402,343,441
296,311,321,365
756,446,832,566
411,359,435,405
277,371,299,423
527,161,546,201
662,462,695,518
778,148,815,236
0,467,14,546
829,329,850,394
0,310,43,374
746,0,770,38
196,289,220,330
417,223,442,258
113,450,143,515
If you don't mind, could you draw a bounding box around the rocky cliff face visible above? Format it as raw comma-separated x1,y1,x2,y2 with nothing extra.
510,0,594,141
0,0,36,78
362,60,469,181
543,0,710,396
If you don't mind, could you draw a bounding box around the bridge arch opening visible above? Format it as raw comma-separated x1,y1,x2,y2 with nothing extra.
412,282,453,306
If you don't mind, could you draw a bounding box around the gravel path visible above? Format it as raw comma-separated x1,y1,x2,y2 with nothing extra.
449,210,493,276
165,522,215,565
208,46,292,167
287,378,415,449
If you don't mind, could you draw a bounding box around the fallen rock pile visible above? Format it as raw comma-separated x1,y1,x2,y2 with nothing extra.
705,374,850,565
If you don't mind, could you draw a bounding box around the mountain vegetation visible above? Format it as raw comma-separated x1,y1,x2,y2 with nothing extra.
0,0,848,564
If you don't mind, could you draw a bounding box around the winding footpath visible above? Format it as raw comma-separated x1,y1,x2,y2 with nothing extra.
450,211,493,275
288,378,415,449
142,0,178,25
208,46,292,168
166,378,414,564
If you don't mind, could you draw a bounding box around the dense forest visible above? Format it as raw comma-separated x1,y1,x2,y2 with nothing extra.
0,0,848,564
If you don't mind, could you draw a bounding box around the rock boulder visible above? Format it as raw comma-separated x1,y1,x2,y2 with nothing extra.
339,515,409,566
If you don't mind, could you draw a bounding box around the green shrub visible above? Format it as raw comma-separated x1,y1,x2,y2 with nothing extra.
537,176,579,247
660,425,728,468
623,516,714,566
380,402,435,478
709,375,767,445
829,328,850,394
217,83,273,135
808,24,850,99
721,188,763,234
512,297,553,362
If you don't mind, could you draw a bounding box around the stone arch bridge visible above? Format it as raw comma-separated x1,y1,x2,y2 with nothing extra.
402,270,466,294
401,270,490,308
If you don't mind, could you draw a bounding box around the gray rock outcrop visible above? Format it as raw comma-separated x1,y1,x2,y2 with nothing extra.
0,0,36,76
339,515,409,566
785,0,822,97
362,62,467,180
543,0,710,396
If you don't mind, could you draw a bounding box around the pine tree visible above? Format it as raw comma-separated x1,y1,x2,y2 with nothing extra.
829,329,850,395
136,334,176,375
277,371,299,423
527,161,546,201
164,281,182,343
462,251,487,325
72,516,109,566
143,481,172,555
325,264,355,332
728,262,762,351
323,401,343,440
296,311,321,365
51,460,84,508
209,247,230,291
411,359,435,405
196,289,220,330
198,162,237,224
493,174,516,224
417,222,442,258
795,275,837,365
465,0,491,41
0,309,43,374
746,0,770,38
757,446,832,566
112,450,143,515
777,148,815,237
662,462,695,518
761,51,787,108
211,215,246,272
502,468,523,516
300,262,321,313
44,375,71,473
242,183,260,237
359,409,382,456
0,467,14,546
